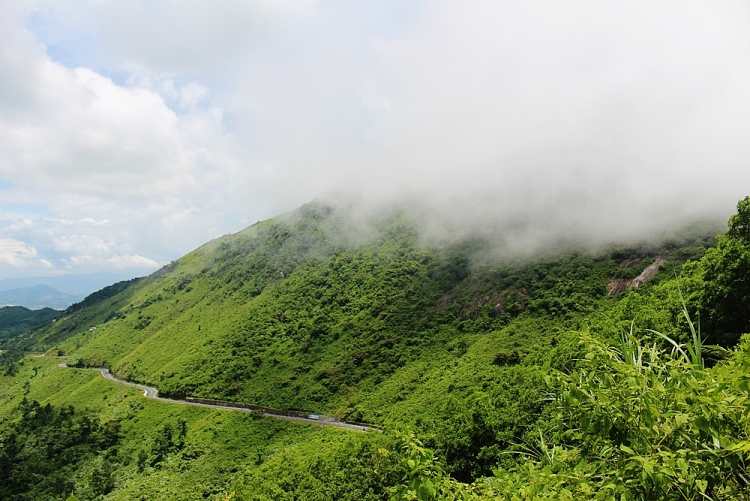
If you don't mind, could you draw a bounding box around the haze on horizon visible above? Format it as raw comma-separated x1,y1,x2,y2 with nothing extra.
1,0,749,280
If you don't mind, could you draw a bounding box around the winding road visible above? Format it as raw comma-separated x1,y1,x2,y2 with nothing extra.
62,364,377,433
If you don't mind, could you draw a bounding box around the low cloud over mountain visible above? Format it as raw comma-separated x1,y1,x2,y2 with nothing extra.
1,1,748,277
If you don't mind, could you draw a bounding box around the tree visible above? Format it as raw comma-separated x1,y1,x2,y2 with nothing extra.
701,196,750,345
150,423,174,466
90,460,115,497
727,196,750,243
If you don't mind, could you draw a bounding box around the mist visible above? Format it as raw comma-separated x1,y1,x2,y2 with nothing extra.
1,1,749,277
313,1,750,254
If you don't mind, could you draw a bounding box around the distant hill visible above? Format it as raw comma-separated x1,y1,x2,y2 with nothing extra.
0,285,83,309
0,271,155,297
0,305,59,341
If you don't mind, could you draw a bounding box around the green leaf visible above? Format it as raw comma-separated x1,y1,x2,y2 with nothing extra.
619,445,635,455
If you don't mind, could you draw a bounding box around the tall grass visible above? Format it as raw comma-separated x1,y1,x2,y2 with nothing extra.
648,288,704,369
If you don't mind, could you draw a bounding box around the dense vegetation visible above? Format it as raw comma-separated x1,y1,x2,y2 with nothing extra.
0,306,59,341
0,197,748,499
0,398,120,500
699,195,750,345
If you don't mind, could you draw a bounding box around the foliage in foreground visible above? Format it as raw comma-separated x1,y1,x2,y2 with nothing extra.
395,329,750,500
0,399,120,501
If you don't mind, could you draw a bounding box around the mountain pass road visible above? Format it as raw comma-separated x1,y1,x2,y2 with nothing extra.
69,366,376,433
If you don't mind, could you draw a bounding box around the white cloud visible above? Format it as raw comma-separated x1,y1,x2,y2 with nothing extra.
0,239,37,267
178,82,209,109
1,0,750,278
1,65,208,198
50,234,112,254
106,254,159,269
9,218,33,231
58,252,157,270
0,1,238,277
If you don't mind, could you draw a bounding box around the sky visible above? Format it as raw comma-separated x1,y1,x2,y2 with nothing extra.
1,0,749,280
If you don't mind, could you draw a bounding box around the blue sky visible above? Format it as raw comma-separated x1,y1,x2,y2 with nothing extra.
1,0,749,280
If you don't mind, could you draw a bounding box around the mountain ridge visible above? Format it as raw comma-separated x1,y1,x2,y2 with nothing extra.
2,199,747,499
0,284,83,309
0,271,156,296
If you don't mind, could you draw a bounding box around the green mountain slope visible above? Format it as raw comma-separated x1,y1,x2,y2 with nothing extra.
19,203,715,418
3,198,749,500
0,305,59,341
0,353,398,501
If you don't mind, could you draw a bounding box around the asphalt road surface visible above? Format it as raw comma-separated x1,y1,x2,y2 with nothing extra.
82,367,376,432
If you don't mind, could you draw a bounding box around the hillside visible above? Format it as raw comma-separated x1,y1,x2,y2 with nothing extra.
2,198,750,500
0,305,59,341
13,204,715,417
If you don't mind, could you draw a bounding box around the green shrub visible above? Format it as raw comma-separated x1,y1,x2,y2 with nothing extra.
488,332,750,499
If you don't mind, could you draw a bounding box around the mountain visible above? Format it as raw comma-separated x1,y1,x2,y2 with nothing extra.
0,306,59,341
0,271,156,297
15,203,714,415
0,284,83,309
2,199,750,500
